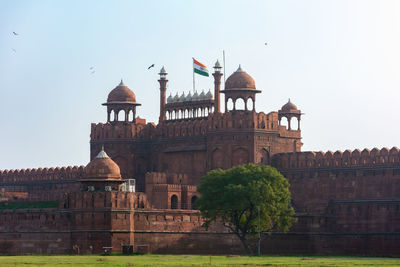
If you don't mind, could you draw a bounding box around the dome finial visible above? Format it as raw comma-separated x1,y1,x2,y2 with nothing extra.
288,98,291,103
237,64,243,72
119,79,125,86
96,146,109,159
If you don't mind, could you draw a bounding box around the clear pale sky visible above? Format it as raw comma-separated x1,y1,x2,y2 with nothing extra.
1,0,400,170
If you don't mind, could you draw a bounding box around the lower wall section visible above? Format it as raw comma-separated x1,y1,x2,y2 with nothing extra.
2,230,400,256
134,232,244,255
0,232,71,255
262,232,400,257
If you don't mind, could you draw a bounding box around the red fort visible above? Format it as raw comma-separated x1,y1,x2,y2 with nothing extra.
0,62,399,255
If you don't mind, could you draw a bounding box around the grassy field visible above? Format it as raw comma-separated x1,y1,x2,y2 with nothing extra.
0,254,400,267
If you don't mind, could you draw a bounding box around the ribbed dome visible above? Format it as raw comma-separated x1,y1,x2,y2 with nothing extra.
84,148,121,180
280,99,298,113
167,94,173,103
206,89,213,99
107,80,137,103
199,90,206,100
225,65,256,90
193,91,199,101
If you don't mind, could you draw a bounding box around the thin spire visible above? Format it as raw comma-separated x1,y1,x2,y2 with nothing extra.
236,64,243,72
119,79,125,86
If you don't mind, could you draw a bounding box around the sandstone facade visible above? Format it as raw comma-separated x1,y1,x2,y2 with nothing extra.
0,63,399,256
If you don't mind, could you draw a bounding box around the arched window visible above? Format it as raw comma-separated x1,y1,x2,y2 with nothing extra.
291,117,299,130
235,98,245,110
115,110,121,121
191,196,198,210
227,98,234,111
171,195,178,209
128,110,134,121
280,117,289,129
110,110,115,121
247,98,254,110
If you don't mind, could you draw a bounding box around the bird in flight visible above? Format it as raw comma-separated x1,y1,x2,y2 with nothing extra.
265,42,268,46
89,66,94,70
11,48,16,53
91,70,95,74
13,32,18,36
148,64,155,70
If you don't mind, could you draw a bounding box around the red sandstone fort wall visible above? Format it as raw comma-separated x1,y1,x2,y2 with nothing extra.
0,166,84,201
0,208,71,254
272,147,400,213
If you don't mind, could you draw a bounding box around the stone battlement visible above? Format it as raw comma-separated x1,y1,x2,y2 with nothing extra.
91,122,157,141
0,166,85,183
272,147,400,170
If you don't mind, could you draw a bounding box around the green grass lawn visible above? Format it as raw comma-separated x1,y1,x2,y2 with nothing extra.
0,254,399,267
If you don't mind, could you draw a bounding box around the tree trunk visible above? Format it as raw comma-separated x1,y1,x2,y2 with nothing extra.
237,234,253,255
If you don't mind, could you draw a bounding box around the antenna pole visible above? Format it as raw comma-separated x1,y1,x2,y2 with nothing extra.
223,50,226,86
192,58,195,93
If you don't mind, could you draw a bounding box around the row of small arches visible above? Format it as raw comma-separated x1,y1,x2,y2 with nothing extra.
165,106,214,120
107,109,136,122
225,97,254,111
170,195,198,210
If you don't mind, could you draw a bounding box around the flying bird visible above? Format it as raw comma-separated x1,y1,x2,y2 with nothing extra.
89,66,94,70
11,48,16,53
148,64,155,70
13,32,18,36
265,42,268,46
91,70,95,74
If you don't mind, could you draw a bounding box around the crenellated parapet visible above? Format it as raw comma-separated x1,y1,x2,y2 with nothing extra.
207,111,278,131
0,165,85,184
145,172,189,186
92,110,296,143
91,122,157,142
158,119,209,138
272,147,400,170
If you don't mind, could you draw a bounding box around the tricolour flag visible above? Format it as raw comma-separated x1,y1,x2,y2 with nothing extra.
193,58,209,77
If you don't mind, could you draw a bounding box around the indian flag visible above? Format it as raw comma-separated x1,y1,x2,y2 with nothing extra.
193,58,209,77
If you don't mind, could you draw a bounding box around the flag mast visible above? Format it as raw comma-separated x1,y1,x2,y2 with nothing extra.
192,58,195,93
223,50,226,86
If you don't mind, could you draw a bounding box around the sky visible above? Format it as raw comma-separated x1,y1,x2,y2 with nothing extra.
1,0,400,170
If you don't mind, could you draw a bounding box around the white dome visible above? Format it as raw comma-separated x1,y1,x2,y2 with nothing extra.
180,92,186,102
193,91,199,101
186,91,192,101
206,89,213,99
200,90,206,100
167,93,173,103
173,92,179,102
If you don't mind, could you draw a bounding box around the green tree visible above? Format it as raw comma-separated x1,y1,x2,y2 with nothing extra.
196,163,296,254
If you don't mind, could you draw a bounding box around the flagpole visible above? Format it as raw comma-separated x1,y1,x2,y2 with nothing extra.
192,58,195,93
223,50,226,86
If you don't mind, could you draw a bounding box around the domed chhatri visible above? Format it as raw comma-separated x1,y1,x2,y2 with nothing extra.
280,99,299,113
221,65,261,112
81,147,125,192
84,147,121,180
224,65,256,90
278,99,302,131
103,80,141,123
107,79,137,103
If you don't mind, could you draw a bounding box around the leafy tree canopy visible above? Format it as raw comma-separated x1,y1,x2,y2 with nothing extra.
196,163,295,254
